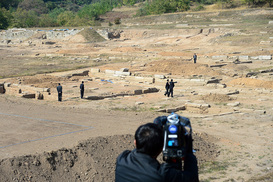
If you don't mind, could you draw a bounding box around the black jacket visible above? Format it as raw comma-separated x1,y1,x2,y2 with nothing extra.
169,81,175,89
165,82,170,89
115,149,199,182
57,85,62,93
80,83,84,91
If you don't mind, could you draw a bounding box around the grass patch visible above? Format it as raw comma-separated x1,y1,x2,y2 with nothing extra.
246,171,273,182
215,102,227,106
199,161,230,174
0,55,121,78
248,66,273,73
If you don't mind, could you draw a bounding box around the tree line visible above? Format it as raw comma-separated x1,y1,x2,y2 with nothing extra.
0,0,272,29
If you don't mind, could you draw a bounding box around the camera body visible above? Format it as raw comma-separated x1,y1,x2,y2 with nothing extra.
162,114,192,161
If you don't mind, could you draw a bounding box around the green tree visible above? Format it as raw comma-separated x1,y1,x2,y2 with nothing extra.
57,11,75,26
0,10,9,29
18,0,48,14
177,0,190,11
137,0,190,16
39,14,58,27
0,0,22,10
12,8,39,27
49,7,65,19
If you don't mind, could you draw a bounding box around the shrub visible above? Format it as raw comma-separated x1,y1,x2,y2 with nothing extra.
114,17,121,24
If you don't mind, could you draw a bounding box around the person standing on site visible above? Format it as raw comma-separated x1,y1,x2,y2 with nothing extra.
168,79,175,97
56,83,62,102
80,81,84,99
193,53,197,64
164,79,170,96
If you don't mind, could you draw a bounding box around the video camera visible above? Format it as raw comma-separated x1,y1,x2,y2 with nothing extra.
154,113,192,162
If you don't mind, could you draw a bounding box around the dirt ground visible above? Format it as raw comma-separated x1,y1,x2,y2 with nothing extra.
0,9,273,182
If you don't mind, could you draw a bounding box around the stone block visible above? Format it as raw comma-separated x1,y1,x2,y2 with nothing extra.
209,64,227,68
259,55,272,60
201,104,211,108
105,70,115,74
240,61,252,64
254,110,266,114
218,84,227,88
226,91,239,95
186,103,201,108
0,86,5,94
250,56,259,60
120,68,129,72
261,69,273,73
154,74,165,79
86,96,104,100
22,93,35,99
143,88,159,94
175,106,186,111
227,102,240,107
206,79,221,84
211,55,228,60
239,55,249,60
166,108,177,113
36,93,44,100
134,90,143,95
115,71,131,76
90,68,100,73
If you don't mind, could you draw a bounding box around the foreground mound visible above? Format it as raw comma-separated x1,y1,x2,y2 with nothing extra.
0,133,218,181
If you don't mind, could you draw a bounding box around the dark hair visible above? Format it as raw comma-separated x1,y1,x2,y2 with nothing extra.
135,123,164,156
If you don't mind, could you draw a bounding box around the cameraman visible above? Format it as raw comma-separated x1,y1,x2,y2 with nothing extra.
115,122,199,182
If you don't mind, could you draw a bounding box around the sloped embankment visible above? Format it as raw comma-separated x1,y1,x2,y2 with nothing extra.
0,133,218,181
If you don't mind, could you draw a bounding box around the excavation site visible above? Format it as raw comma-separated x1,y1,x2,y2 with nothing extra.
0,7,273,182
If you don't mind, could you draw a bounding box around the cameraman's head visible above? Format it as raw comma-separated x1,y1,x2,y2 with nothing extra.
134,123,164,158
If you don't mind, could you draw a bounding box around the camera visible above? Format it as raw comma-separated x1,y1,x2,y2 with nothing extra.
161,113,192,161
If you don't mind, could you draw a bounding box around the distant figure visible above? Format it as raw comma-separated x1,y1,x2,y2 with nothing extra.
56,83,62,102
164,79,170,96
193,53,197,64
80,81,84,99
168,79,176,97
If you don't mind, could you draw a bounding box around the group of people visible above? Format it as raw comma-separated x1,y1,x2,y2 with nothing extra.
56,54,198,102
56,81,85,102
164,79,176,97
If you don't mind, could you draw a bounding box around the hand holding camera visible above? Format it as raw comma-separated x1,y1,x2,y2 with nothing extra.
154,113,193,163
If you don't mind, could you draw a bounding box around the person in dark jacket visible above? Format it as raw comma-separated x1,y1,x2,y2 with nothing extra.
193,53,197,64
80,81,84,99
164,79,170,96
56,83,62,102
115,123,199,182
168,79,176,97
